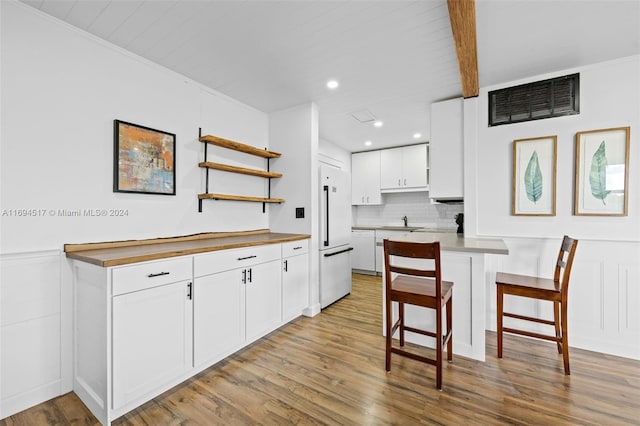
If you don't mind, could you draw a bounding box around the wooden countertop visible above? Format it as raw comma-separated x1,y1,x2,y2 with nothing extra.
385,232,509,255
64,229,311,267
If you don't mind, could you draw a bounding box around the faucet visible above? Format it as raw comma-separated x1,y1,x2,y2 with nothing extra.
402,216,408,227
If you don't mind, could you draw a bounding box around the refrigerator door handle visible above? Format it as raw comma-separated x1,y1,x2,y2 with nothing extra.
323,185,329,247
323,247,354,257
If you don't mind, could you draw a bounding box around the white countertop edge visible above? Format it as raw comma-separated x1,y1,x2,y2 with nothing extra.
383,232,509,255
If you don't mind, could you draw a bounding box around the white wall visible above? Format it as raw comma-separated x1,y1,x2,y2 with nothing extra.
319,138,351,172
269,103,321,316
1,1,271,254
475,55,639,241
0,2,280,418
471,55,640,359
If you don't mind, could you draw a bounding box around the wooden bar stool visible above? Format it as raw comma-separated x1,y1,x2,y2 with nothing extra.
496,235,578,374
383,239,453,389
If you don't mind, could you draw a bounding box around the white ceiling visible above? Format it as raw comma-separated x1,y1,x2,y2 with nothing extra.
20,0,640,153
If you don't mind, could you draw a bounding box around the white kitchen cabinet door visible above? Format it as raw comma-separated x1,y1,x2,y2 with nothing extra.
112,280,193,410
402,144,428,188
352,230,376,271
282,253,309,322
380,147,404,189
351,151,382,205
430,98,463,199
246,259,282,341
380,144,428,191
193,269,245,367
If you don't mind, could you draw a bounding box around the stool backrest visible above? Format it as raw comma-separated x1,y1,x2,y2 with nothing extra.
555,235,579,296
383,239,442,299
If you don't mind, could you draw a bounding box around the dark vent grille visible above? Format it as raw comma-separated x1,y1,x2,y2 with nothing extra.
489,74,579,126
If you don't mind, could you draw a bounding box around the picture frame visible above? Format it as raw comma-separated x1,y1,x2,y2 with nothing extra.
114,119,176,195
512,135,557,216
574,126,630,216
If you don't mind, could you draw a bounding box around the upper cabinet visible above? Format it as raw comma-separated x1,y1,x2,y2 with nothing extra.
380,144,428,192
430,98,463,200
351,150,382,205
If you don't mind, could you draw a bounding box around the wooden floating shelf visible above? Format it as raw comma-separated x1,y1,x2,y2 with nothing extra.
198,193,285,203
199,135,281,159
198,162,282,178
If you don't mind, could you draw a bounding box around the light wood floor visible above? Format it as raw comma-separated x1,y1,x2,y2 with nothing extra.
3,273,639,425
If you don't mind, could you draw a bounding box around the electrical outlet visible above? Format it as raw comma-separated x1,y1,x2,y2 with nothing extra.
295,207,304,218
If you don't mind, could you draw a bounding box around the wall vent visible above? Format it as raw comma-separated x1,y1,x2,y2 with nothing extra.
488,73,579,126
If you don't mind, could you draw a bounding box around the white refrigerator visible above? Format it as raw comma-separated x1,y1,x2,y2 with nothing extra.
319,164,353,309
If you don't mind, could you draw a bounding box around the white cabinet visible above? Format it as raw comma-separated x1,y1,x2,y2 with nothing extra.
351,150,382,205
246,259,282,341
282,240,309,322
112,280,193,410
351,230,376,272
71,237,309,426
73,256,194,425
430,98,463,200
193,268,245,367
193,244,282,366
380,144,428,192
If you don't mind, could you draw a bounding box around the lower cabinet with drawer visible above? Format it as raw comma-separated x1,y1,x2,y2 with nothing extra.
71,239,309,426
72,256,195,426
282,240,309,322
193,244,282,368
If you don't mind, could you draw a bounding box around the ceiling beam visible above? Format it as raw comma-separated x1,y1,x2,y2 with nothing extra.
447,0,479,98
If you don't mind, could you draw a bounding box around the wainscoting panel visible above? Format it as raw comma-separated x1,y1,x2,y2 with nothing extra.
485,237,640,360
0,251,70,419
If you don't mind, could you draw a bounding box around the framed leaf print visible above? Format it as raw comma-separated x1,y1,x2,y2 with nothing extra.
575,127,630,216
512,136,557,216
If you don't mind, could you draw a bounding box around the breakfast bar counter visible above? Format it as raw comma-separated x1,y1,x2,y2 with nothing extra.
382,232,508,361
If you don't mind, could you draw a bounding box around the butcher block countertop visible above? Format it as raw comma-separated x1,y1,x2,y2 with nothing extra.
64,229,310,267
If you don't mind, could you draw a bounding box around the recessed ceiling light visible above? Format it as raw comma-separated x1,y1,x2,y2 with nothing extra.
364,141,372,146
373,121,383,128
413,133,422,139
326,80,339,89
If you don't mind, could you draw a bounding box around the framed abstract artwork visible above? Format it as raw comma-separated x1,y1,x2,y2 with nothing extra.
114,120,176,195
574,126,630,216
512,135,557,216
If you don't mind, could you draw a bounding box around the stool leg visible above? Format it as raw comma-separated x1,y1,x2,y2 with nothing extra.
554,301,562,354
446,296,453,362
399,302,405,347
385,300,392,371
561,301,570,375
436,304,443,390
497,284,504,358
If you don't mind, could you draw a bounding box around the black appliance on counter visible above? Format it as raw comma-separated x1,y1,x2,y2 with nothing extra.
455,213,464,234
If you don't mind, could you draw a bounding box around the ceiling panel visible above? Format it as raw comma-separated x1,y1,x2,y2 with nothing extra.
17,0,640,153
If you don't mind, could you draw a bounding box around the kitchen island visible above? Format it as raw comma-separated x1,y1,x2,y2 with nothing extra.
382,232,508,361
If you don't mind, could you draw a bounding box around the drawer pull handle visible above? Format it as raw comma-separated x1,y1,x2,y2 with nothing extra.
237,255,257,261
293,246,303,250
147,271,170,278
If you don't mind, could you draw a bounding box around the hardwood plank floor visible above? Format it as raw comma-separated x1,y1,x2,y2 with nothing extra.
3,273,639,425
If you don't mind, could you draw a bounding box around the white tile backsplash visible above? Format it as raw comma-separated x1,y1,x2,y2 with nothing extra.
353,192,463,230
